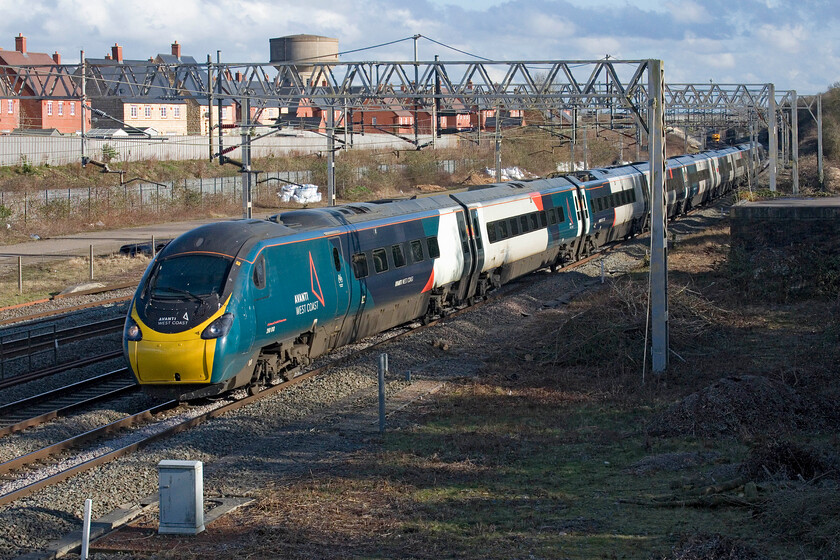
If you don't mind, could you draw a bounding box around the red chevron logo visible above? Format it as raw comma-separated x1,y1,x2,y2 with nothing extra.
309,251,325,306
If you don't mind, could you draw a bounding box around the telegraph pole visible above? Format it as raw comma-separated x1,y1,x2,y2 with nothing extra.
791,90,799,194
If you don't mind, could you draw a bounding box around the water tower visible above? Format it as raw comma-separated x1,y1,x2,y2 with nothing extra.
269,34,339,86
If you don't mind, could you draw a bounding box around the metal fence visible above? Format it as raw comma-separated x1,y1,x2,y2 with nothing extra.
0,171,314,223
0,132,458,167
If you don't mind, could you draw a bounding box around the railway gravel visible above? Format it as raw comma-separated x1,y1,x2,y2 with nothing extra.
0,202,728,559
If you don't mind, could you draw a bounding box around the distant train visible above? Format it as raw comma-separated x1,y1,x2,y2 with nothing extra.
123,144,758,399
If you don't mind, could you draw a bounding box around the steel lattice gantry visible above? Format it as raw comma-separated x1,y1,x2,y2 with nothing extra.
1,57,782,374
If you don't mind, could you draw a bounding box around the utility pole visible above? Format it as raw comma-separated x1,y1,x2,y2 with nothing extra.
432,55,439,148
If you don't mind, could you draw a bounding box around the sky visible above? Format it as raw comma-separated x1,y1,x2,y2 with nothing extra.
0,0,836,95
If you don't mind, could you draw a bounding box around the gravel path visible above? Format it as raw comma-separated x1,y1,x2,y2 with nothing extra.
0,202,729,560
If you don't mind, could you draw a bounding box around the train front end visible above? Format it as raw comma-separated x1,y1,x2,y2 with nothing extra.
123,221,266,399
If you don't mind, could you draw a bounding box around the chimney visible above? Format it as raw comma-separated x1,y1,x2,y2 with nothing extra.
105,54,112,60
235,71,242,82
171,40,181,59
111,43,123,63
52,51,61,64
15,33,26,54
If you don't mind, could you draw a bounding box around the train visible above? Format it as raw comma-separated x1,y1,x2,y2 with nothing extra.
123,143,758,399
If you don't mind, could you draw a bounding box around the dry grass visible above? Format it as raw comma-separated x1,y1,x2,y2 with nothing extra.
0,253,150,307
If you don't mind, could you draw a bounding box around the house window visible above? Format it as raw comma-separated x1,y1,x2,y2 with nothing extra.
144,106,151,118
70,102,75,116
58,101,64,116
130,105,138,118
371,117,377,126
161,106,167,118
47,101,53,116
173,106,180,118
6,100,12,114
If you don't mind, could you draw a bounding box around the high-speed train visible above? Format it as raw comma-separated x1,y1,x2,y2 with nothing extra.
123,143,756,399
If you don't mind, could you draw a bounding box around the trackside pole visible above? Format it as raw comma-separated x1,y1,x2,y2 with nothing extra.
81,498,92,559
648,59,668,373
378,353,388,433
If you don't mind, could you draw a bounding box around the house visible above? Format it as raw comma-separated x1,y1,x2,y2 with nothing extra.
86,43,188,135
153,41,235,136
0,98,19,133
353,98,415,136
0,34,91,133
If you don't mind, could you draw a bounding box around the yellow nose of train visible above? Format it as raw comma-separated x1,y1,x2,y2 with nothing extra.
126,304,228,384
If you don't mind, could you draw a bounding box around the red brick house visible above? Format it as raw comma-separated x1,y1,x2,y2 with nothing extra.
0,98,19,133
0,34,91,133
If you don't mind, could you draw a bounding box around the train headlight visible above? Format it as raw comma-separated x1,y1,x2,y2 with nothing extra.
125,318,143,341
201,313,233,339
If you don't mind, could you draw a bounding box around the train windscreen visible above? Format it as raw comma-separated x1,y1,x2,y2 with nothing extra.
147,254,232,299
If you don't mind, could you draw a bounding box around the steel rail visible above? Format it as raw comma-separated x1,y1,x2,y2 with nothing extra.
0,350,123,391
0,317,124,359
0,295,132,327
0,368,135,436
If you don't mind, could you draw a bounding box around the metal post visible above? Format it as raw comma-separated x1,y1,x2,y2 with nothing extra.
241,95,252,219
768,84,778,192
432,55,439,148
791,90,798,194
817,94,824,189
378,353,388,433
80,51,86,166
327,107,336,205
207,54,214,161
413,34,420,149
81,499,92,560
494,106,502,182
89,244,93,280
18,256,22,295
648,59,668,373
152,235,156,258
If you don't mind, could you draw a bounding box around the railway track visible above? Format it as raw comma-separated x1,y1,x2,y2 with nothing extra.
0,317,124,360
0,247,611,508
0,368,138,437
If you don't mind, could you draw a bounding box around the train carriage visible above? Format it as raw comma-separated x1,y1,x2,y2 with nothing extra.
124,143,758,399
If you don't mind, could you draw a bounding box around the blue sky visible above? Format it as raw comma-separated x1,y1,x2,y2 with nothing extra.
0,0,835,94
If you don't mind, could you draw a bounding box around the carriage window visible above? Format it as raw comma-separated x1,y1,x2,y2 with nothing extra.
410,239,424,262
528,213,539,231
427,237,440,259
332,247,341,272
498,220,509,239
253,256,266,289
351,253,368,278
556,205,566,222
520,215,529,232
487,223,497,243
392,244,406,268
548,208,558,225
373,248,388,273
538,211,547,228
509,218,520,236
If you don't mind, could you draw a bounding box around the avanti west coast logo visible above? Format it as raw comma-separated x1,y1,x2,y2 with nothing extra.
294,252,325,316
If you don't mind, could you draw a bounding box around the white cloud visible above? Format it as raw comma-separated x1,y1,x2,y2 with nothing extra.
665,0,709,24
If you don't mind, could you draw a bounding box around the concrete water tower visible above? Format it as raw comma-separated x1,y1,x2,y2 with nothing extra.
269,34,339,86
